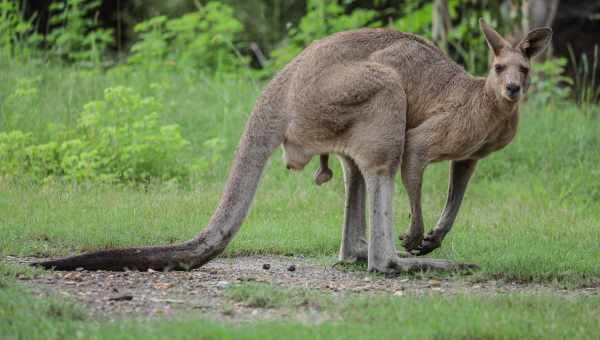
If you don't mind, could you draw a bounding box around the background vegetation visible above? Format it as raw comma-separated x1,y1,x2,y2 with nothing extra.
1,1,600,339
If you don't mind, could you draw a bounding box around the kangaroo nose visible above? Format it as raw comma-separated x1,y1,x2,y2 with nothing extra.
506,84,521,96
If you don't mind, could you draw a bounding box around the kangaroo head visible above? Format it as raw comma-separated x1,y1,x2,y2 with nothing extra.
479,18,552,104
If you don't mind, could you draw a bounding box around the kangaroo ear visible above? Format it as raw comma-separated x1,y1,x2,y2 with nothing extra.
518,27,553,59
479,18,508,56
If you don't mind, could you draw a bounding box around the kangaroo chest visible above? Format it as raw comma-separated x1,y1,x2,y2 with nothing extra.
426,110,519,163
469,112,519,160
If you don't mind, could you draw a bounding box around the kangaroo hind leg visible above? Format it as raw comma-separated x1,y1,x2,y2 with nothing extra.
338,155,367,263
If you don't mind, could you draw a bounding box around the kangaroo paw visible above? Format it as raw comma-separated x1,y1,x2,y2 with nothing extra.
400,232,423,252
411,231,443,256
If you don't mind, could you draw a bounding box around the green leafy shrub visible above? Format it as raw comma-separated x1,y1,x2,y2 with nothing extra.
129,2,247,74
0,76,41,131
61,86,191,183
530,58,572,105
127,16,169,69
448,9,492,75
47,0,113,64
0,86,209,184
392,0,434,36
0,0,42,58
0,130,34,179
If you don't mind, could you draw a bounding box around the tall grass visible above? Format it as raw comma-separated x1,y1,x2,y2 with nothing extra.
568,44,600,114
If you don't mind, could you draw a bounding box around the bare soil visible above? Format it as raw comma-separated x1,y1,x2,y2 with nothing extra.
7,255,600,323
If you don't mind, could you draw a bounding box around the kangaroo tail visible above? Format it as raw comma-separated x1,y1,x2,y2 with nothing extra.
33,108,285,271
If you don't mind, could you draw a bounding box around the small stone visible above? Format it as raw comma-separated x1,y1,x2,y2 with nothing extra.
262,263,271,270
393,291,405,296
109,294,133,301
429,279,442,287
287,265,296,272
154,282,173,290
238,277,256,282
216,281,230,289
147,268,156,273
75,267,84,271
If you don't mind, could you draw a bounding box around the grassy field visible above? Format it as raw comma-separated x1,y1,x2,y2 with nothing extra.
3,273,600,340
2,58,600,339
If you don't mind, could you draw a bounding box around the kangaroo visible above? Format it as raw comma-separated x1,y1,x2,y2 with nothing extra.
34,19,551,274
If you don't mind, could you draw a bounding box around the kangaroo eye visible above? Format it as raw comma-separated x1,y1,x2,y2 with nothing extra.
520,66,530,75
494,64,505,73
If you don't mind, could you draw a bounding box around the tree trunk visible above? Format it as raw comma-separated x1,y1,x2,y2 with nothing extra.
432,0,451,52
521,0,560,60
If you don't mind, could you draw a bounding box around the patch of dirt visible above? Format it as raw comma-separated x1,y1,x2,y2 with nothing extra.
6,256,600,323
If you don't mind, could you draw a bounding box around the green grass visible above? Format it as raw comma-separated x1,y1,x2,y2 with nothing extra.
225,282,330,308
3,58,600,338
2,275,600,340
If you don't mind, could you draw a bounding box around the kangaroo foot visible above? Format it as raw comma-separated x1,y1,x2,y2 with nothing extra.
399,232,423,252
369,255,478,274
411,230,444,256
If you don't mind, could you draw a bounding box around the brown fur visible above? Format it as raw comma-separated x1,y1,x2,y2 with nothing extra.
34,20,551,273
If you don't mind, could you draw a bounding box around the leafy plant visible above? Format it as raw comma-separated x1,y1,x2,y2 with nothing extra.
448,9,492,75
0,130,34,179
0,0,42,58
0,86,213,184
46,0,113,64
129,2,247,74
393,0,435,37
529,58,572,105
127,16,170,69
0,76,41,131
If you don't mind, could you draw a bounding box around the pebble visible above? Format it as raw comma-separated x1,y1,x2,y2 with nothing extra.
428,279,442,287
109,294,133,301
216,281,230,289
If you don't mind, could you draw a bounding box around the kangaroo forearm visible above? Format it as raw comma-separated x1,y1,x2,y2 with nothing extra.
435,159,477,234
